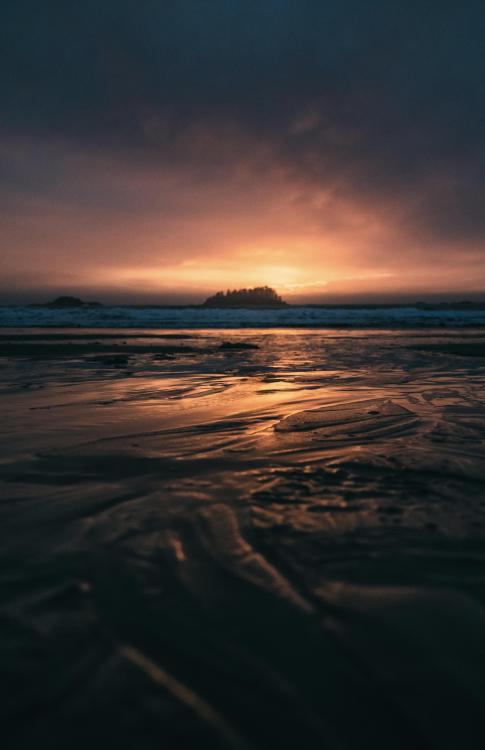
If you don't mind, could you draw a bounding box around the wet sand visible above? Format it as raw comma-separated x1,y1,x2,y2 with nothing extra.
2,328,485,749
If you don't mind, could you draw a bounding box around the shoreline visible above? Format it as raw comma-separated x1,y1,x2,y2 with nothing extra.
2,328,485,746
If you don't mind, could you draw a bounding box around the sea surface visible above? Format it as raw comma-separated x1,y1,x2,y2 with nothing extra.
2,326,485,748
2,303,485,328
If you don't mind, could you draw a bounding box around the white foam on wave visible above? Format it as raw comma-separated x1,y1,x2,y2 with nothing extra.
2,305,485,328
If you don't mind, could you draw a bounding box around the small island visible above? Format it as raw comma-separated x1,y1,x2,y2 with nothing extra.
203,286,288,307
43,296,102,308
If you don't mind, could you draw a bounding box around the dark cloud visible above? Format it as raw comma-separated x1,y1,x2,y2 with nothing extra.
3,2,484,141
1,1,485,299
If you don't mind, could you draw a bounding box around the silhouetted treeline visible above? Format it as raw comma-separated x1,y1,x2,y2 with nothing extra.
40,296,101,308
203,286,288,307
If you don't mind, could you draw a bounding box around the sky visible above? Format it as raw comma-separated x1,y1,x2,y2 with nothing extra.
1,1,485,304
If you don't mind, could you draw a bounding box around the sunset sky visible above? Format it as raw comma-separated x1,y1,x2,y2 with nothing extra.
1,1,485,303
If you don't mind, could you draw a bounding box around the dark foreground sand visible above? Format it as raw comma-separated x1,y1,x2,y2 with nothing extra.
2,328,485,749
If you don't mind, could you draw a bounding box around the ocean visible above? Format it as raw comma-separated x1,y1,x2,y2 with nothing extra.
2,304,485,328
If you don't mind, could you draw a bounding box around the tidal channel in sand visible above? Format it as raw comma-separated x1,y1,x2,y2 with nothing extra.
2,328,485,749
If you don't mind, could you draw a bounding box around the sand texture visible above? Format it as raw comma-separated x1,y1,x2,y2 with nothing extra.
2,328,485,748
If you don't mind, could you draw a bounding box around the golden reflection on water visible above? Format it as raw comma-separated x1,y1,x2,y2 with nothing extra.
3,328,485,750
3,326,485,466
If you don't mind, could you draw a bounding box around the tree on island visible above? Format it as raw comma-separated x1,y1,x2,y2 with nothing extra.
203,286,288,307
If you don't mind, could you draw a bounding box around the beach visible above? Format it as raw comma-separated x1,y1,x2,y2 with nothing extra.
2,327,485,748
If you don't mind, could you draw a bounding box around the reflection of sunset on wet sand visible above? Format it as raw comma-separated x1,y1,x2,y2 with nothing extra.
3,328,485,747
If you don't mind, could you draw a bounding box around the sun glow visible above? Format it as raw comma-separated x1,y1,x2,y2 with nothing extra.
109,246,395,300
113,259,319,296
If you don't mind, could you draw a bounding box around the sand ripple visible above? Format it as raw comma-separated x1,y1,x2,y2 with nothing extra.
2,328,485,748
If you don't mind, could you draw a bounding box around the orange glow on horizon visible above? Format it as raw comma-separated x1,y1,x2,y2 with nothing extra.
2,137,485,303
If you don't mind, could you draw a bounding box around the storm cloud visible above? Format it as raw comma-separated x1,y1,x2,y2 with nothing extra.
1,1,485,301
